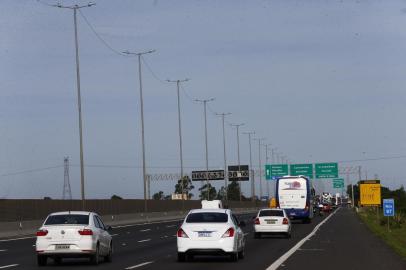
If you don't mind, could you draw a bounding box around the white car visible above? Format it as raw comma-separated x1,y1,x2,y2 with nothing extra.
35,211,113,266
177,208,246,262
253,208,291,238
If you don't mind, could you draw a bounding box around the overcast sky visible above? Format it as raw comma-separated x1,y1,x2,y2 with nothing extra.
1,0,406,199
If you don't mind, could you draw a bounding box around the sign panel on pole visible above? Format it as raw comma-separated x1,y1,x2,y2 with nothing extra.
228,165,249,181
315,163,338,178
383,199,395,217
267,164,289,180
333,178,344,188
290,164,313,179
191,170,225,181
359,180,381,206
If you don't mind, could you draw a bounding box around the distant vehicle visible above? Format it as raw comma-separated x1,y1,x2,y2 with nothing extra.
322,203,332,213
201,200,223,209
253,208,291,238
176,208,246,262
321,192,332,204
35,211,113,266
276,176,314,223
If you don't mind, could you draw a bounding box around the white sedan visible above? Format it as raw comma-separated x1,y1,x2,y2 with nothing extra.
35,211,113,266
177,208,246,262
253,208,291,238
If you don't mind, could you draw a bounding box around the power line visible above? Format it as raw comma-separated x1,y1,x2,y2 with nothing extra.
78,9,128,57
1,165,63,177
141,56,168,84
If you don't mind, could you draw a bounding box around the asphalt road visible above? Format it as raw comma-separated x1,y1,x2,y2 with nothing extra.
0,208,404,270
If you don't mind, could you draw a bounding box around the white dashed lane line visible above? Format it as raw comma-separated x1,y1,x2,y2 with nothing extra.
0,250,7,252
137,239,151,243
140,229,151,232
0,264,18,269
125,261,154,269
166,225,176,228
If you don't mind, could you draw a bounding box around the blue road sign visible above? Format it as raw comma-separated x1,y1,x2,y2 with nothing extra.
383,199,395,217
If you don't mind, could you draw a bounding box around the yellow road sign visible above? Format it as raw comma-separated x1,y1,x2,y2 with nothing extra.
360,183,381,206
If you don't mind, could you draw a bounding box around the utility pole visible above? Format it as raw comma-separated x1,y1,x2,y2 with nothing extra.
265,144,271,197
216,113,231,203
167,79,189,203
231,123,244,201
123,49,155,212
243,131,255,202
195,98,215,200
253,138,266,199
50,2,95,210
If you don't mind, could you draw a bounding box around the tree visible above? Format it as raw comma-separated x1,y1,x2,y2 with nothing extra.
174,175,195,199
217,186,227,200
199,183,217,200
111,194,123,200
152,191,164,200
227,181,241,201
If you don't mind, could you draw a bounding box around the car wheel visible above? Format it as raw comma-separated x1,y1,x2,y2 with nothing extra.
37,255,47,266
177,252,186,262
90,244,100,265
238,248,245,259
104,242,113,263
229,252,238,262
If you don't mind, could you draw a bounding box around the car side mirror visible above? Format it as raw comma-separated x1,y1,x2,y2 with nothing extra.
105,225,113,232
239,221,246,227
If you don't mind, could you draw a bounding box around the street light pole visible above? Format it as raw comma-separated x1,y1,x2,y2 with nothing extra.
243,132,255,202
216,113,231,203
50,2,95,210
123,49,155,212
167,79,189,201
253,138,266,200
195,98,215,200
231,123,244,201
265,144,271,197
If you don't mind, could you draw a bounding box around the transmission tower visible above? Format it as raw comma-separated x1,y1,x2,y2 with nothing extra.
63,157,72,200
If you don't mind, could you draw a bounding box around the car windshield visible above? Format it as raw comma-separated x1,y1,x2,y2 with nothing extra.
259,210,284,217
45,214,89,225
186,212,228,223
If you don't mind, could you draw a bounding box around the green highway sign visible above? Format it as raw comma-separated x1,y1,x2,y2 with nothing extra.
315,163,338,179
266,164,289,180
333,178,344,188
290,164,313,179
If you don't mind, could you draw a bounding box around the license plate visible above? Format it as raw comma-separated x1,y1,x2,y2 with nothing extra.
55,245,70,250
266,220,276,224
198,232,212,237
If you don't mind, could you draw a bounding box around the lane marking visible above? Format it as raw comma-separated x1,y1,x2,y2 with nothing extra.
244,233,249,236
111,234,119,237
125,261,154,269
0,250,7,252
0,236,35,242
0,265,18,269
166,225,176,228
113,219,183,229
266,208,339,270
140,229,151,232
137,239,151,243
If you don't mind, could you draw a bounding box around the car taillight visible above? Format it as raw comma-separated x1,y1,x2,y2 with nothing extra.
78,229,93,236
177,228,189,238
36,229,48,237
254,218,260,225
282,218,289,225
222,227,235,238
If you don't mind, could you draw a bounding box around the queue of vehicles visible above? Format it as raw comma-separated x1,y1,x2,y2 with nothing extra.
34,175,338,265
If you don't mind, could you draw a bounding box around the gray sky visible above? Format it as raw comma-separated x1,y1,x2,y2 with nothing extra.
1,0,406,199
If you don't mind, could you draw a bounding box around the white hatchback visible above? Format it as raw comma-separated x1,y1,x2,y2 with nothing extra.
177,209,246,262
253,208,291,238
35,211,113,266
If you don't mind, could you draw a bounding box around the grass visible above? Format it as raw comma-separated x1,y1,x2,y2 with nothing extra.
358,208,406,259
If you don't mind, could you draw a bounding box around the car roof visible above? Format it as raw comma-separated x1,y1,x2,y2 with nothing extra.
188,208,230,214
48,211,96,216
259,208,284,211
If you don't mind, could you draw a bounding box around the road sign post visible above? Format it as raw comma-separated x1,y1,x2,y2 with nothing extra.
383,198,395,231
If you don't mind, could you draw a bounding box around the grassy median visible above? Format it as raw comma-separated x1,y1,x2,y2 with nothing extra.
358,208,406,258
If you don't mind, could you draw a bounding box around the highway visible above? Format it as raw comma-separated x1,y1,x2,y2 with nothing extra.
0,208,405,270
